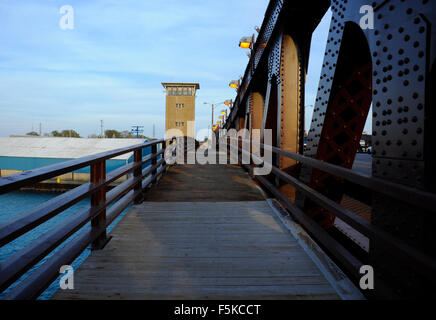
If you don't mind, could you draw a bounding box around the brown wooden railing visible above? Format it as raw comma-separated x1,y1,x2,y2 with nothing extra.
0,139,174,300
226,136,436,298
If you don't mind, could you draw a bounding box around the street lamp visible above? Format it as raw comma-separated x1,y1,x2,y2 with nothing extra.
239,35,254,49
229,80,239,89
204,100,232,133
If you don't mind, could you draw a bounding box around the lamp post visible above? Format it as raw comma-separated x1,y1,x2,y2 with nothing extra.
224,99,233,107
239,34,255,50
204,100,232,132
229,80,240,89
203,102,215,132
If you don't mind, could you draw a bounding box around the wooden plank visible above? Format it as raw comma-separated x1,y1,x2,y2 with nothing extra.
53,199,341,300
144,164,266,202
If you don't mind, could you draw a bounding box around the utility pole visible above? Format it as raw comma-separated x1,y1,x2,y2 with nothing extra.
100,120,104,138
131,126,144,139
39,123,42,136
212,104,214,131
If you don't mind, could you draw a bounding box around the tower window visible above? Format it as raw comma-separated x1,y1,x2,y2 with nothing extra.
176,103,185,109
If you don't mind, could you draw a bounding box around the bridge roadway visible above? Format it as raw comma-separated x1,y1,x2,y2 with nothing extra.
53,156,363,300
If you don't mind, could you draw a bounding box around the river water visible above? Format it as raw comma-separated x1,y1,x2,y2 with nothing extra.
0,190,130,300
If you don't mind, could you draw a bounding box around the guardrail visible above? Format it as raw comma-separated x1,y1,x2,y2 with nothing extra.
0,138,174,299
226,136,436,298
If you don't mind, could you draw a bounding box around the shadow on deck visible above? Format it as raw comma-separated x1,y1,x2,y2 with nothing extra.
53,163,362,300
145,164,266,202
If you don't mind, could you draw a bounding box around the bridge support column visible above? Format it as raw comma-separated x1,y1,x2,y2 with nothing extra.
249,92,264,177
278,34,305,202
249,92,264,137
297,20,372,230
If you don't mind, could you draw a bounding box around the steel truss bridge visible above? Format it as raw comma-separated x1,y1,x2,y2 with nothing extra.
0,0,435,300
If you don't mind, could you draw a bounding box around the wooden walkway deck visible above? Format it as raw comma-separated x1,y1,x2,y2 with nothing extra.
53,164,362,300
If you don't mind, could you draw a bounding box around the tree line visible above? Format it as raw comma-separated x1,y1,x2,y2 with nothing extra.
25,129,154,140
25,130,81,138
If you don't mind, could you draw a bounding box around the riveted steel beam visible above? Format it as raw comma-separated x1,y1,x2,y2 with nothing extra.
297,0,436,299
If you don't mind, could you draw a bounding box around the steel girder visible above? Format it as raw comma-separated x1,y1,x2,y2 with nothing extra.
300,0,436,298
224,0,436,298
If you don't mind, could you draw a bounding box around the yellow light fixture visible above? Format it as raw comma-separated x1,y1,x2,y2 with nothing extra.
229,80,239,88
220,111,226,115
239,36,253,49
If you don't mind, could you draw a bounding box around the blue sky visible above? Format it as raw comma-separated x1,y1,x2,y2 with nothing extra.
0,1,371,138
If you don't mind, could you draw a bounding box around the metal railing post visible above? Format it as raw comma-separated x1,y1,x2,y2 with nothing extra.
134,148,143,204
91,160,107,250
162,142,167,173
151,143,158,184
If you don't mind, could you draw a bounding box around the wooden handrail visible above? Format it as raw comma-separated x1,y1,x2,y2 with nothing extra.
0,139,167,194
0,139,174,299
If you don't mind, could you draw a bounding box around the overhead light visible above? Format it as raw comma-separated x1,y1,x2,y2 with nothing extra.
239,36,253,49
224,100,232,106
229,80,239,88
220,111,226,115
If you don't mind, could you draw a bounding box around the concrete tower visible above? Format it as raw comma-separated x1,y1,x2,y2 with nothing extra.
162,82,200,138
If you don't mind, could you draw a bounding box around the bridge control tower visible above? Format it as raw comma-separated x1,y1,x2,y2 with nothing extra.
162,82,199,138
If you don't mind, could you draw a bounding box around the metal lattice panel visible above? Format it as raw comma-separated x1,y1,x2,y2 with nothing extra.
254,0,283,70
268,35,283,83
304,3,346,159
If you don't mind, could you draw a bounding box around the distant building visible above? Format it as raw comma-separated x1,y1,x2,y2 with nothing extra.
162,82,199,138
359,134,372,153
0,137,150,184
